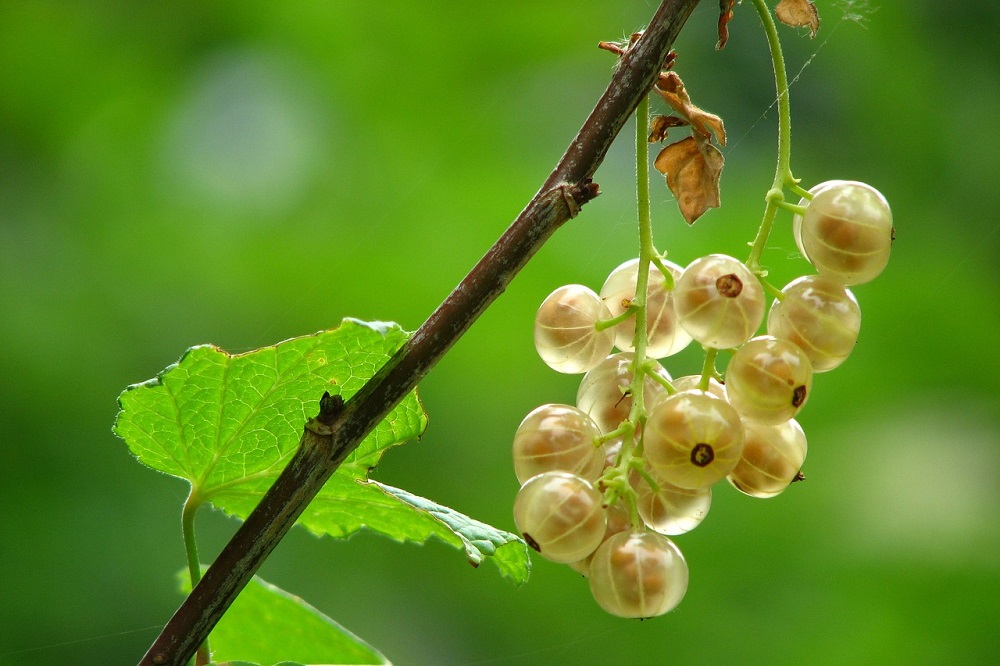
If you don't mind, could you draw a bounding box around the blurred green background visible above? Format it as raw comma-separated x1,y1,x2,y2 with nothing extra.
2,1,998,664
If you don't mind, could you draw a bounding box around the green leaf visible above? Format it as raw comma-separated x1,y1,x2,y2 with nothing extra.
371,482,530,584
116,319,423,493
184,572,388,666
115,318,530,582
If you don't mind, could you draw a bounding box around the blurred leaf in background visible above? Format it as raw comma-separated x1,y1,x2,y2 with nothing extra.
1,1,998,665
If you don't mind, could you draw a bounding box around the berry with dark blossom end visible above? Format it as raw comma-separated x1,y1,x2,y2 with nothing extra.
513,471,607,564
643,389,744,490
728,418,808,498
673,254,765,349
725,335,813,424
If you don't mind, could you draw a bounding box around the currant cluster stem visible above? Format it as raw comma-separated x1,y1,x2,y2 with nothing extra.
629,93,654,427
607,93,658,530
746,0,795,273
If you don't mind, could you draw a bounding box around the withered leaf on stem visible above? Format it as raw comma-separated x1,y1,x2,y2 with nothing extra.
717,0,737,50
653,133,724,225
655,71,727,147
775,0,819,37
648,115,688,143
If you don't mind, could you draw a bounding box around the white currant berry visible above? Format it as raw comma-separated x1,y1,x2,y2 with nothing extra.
643,389,745,490
568,502,632,576
534,284,616,374
725,335,813,425
513,472,607,563
798,181,894,285
576,352,671,434
728,418,808,498
600,258,692,358
673,254,765,349
512,404,604,484
632,466,712,535
793,180,845,258
668,374,727,400
767,275,862,372
588,531,689,618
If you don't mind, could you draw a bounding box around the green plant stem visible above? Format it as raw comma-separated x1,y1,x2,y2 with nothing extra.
643,359,676,394
787,181,811,200
181,492,210,666
628,93,653,424
597,421,634,446
699,347,719,391
777,200,806,215
650,255,675,289
759,276,785,301
610,92,658,531
139,3,701,664
596,305,638,331
746,0,794,272
181,492,202,588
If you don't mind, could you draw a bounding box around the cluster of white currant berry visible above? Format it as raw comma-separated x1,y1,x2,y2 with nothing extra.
512,180,894,618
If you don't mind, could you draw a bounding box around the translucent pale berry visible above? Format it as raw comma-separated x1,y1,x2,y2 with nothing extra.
588,531,689,618
798,181,894,285
643,390,745,490
767,275,861,372
725,335,813,424
576,352,671,434
669,374,727,400
534,284,616,374
568,502,631,576
513,472,607,563
600,258,692,358
512,404,604,484
728,418,808,498
793,180,844,258
647,374,726,413
632,467,712,535
673,254,765,349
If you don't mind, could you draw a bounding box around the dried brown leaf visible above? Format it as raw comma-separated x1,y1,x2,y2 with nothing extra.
717,0,738,50
648,115,688,143
653,134,724,225
655,72,727,147
776,0,819,37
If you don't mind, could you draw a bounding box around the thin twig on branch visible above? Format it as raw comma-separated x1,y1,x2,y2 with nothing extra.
140,1,702,663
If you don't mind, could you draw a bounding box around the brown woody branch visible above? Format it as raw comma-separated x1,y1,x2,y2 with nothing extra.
140,1,702,663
